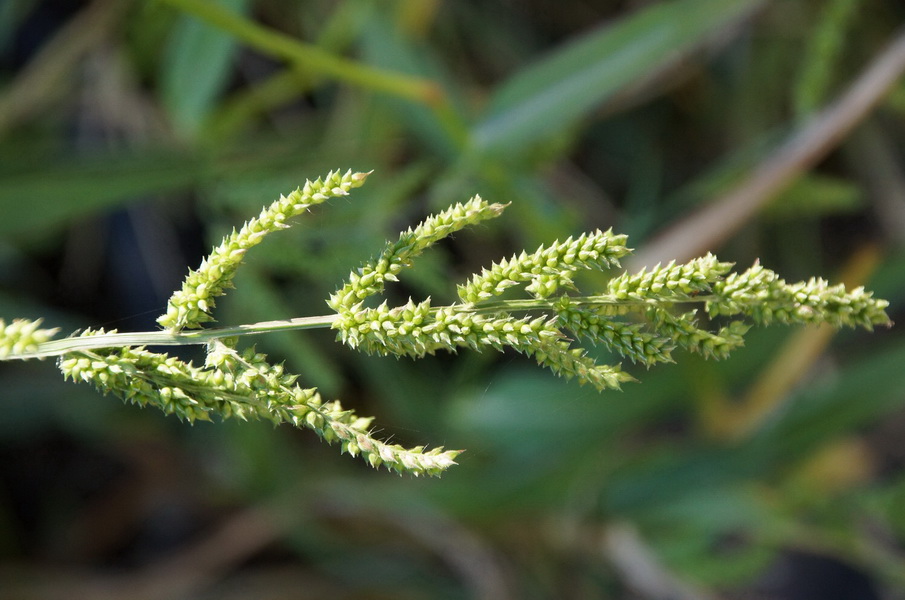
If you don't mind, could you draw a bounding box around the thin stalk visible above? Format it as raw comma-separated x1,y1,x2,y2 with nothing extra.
158,0,442,105
11,295,715,360
14,314,339,360
468,294,708,315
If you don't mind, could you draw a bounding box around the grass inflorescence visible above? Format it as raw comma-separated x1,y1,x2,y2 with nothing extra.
0,170,891,476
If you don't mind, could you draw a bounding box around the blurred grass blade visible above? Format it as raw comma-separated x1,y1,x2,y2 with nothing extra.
204,1,366,142
0,151,200,239
748,339,905,461
204,67,312,142
0,0,127,137
707,239,882,440
158,0,441,105
605,339,905,514
470,0,763,157
793,0,861,116
161,0,250,138
629,26,905,268
358,10,468,157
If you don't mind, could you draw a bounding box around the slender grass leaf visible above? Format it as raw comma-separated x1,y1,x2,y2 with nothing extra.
161,0,250,138
0,131,346,240
604,340,905,514
0,151,201,239
358,9,468,158
747,340,905,460
470,0,764,158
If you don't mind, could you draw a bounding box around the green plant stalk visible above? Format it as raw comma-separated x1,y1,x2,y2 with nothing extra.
7,294,714,360
158,0,442,105
12,278,881,360
9,315,336,360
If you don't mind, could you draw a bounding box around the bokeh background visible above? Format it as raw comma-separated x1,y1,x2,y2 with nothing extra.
2,0,905,598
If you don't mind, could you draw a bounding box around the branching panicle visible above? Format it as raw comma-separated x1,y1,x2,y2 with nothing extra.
457,229,631,303
556,299,674,365
606,253,732,302
59,332,458,476
708,263,890,329
527,338,635,391
328,196,506,311
0,169,892,476
160,169,370,332
646,308,749,360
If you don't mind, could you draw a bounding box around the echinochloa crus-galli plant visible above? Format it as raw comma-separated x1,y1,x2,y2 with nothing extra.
0,169,891,476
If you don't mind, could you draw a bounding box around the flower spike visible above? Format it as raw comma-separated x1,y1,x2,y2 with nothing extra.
0,169,891,477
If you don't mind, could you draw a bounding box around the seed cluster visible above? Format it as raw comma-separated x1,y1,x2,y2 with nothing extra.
0,170,892,477
160,169,370,331
457,229,631,303
59,334,459,476
0,319,58,358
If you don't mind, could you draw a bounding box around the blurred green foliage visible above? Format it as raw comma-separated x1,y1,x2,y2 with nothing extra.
1,0,904,598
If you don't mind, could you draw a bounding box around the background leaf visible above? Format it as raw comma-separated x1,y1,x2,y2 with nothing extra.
469,0,765,159
161,0,251,138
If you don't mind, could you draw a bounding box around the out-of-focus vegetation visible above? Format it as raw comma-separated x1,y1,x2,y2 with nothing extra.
1,0,904,598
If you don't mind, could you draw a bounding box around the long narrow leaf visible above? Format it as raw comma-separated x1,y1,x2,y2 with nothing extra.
470,0,763,157
161,0,250,137
158,0,440,104
0,152,200,238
